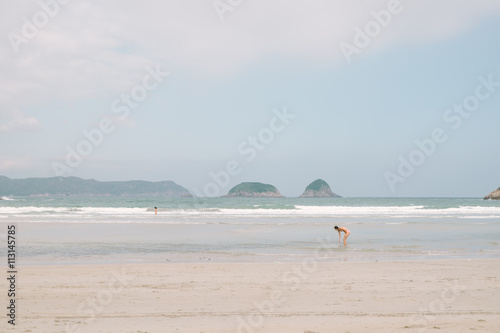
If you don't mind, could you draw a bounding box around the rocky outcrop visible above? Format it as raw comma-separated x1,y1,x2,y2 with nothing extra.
299,179,341,198
224,182,284,198
484,187,500,200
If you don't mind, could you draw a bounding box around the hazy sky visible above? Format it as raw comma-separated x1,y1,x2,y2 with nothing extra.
1,0,499,197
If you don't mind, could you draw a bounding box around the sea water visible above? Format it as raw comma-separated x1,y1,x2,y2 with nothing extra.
0,197,499,265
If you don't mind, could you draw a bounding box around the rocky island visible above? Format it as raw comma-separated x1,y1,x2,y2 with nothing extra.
484,187,500,200
299,179,341,198
224,182,284,198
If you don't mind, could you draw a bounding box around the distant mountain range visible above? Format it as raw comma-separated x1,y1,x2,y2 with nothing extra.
0,176,342,198
1,175,495,199
0,176,192,197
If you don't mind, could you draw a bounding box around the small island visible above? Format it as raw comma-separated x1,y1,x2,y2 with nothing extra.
224,182,284,198
299,179,341,198
484,187,500,200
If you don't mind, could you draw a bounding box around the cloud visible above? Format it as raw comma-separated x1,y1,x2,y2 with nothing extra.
0,155,37,171
108,115,136,128
0,116,41,133
0,0,499,119
89,0,500,73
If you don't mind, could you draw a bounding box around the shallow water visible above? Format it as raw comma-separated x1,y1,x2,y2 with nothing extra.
1,197,499,265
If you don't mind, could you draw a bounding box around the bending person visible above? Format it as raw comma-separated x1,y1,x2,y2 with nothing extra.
334,226,350,245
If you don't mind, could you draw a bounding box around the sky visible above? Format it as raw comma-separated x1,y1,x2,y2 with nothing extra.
1,0,499,197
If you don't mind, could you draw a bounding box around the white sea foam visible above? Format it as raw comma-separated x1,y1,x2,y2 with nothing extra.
211,205,500,219
1,204,499,221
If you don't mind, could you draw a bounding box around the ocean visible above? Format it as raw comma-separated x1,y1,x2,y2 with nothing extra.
1,196,499,265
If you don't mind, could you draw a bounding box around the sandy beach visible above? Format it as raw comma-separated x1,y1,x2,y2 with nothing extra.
6,258,499,333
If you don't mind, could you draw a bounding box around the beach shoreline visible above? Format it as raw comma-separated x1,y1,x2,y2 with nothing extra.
11,258,500,332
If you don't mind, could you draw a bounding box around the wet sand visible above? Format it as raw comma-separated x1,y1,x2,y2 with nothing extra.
9,259,500,332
